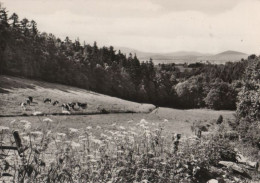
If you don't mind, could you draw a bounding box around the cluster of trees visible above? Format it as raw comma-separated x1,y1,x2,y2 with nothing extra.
235,55,260,148
0,5,250,110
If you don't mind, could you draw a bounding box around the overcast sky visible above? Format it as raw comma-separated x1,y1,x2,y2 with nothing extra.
2,0,260,54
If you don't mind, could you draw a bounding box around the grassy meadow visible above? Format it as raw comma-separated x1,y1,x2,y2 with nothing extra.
2,75,253,183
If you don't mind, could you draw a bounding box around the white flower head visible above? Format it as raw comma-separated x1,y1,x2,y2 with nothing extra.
119,126,125,130
71,141,81,149
57,133,66,138
33,111,43,116
20,120,31,130
140,119,148,125
111,123,116,127
69,128,79,133
86,126,92,130
0,126,10,132
163,119,169,123
43,118,53,123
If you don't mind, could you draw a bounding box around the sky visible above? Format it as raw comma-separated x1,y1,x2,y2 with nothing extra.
1,0,260,54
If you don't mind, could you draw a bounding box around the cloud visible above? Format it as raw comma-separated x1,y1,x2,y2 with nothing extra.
1,0,260,54
150,0,245,14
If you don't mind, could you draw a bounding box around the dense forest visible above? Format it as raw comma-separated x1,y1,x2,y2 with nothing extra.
0,4,254,110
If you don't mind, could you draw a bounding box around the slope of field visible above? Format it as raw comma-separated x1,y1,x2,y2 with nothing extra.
0,75,155,116
0,75,235,136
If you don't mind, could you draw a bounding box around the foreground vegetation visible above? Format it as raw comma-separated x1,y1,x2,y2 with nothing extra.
0,116,259,183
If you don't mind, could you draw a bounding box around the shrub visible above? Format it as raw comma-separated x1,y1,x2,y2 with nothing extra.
216,115,223,124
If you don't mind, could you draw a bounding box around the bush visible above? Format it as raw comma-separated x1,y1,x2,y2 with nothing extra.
217,115,223,124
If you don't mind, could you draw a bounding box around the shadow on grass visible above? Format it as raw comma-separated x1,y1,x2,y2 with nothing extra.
0,75,72,93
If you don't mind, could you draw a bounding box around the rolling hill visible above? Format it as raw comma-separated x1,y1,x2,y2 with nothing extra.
115,47,248,65
197,50,249,64
0,75,155,116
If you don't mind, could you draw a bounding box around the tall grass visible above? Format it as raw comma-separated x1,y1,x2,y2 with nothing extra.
0,117,241,182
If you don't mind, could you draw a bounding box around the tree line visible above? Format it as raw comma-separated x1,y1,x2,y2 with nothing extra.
0,4,252,110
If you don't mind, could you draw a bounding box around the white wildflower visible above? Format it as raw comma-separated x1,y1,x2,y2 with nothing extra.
23,122,31,130
0,126,10,132
69,128,79,133
22,136,30,142
33,111,43,116
164,119,169,123
86,126,92,130
62,111,70,114
71,141,81,149
43,118,53,123
96,125,101,129
80,138,88,142
111,123,116,126
140,119,148,125
57,133,66,137
119,126,125,130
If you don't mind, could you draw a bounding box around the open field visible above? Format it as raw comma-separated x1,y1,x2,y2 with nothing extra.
2,75,257,182
0,75,235,136
0,75,155,116
0,107,235,137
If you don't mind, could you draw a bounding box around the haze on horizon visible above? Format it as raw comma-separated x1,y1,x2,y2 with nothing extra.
2,0,260,54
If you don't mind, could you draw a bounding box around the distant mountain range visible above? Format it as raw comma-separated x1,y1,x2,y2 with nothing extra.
114,47,249,65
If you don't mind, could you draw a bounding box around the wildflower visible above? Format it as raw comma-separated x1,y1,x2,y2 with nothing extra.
57,133,66,138
71,141,81,149
127,120,133,123
163,119,169,123
69,128,79,133
0,126,10,132
90,159,97,163
140,124,148,129
87,154,94,159
80,138,88,142
100,133,108,138
96,125,101,129
46,130,52,137
86,126,92,130
22,122,31,130
111,123,116,126
92,139,102,145
33,111,43,116
43,118,53,123
140,119,148,125
22,136,30,142
119,126,125,130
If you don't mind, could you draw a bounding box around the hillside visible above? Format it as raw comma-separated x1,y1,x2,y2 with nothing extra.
197,50,249,64
116,47,248,65
115,46,209,64
0,75,155,116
